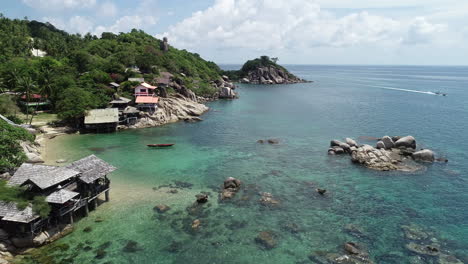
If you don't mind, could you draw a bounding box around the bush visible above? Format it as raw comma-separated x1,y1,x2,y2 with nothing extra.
0,95,20,116
0,119,34,172
6,115,23,124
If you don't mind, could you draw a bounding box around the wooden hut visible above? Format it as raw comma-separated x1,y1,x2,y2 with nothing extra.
1,155,116,236
84,108,119,132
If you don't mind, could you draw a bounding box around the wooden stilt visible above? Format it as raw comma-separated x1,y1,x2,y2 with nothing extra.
85,202,89,216
69,212,74,225
105,190,110,202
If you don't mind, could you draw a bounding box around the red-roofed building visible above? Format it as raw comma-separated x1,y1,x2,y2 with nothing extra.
134,82,159,112
134,82,157,97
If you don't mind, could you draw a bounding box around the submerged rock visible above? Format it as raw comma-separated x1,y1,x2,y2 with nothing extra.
195,193,209,204
154,205,171,213
259,192,280,207
316,188,327,195
255,231,277,249
401,224,430,241
406,242,440,256
438,254,464,264
344,242,362,255
122,240,141,253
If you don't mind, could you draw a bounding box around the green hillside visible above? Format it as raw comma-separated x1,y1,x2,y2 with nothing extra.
0,15,222,122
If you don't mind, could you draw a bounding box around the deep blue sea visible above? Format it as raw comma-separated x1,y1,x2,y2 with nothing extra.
21,65,468,264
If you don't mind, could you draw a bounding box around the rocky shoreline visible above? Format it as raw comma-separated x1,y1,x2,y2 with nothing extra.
328,136,444,171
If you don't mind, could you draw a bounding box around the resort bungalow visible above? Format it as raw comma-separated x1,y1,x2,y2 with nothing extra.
1,156,116,236
108,82,120,90
19,94,50,111
109,96,131,110
84,108,119,132
134,83,159,112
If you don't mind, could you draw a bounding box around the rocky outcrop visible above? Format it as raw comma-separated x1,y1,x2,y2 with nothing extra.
220,177,242,200
160,37,169,52
412,149,435,162
128,96,209,129
240,66,308,85
328,136,440,171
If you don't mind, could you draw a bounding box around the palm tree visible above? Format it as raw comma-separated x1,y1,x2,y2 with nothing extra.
16,76,37,124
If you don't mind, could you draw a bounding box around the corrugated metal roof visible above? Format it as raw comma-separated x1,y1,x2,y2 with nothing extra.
84,108,119,125
128,78,144,82
46,189,79,204
135,96,159,104
67,155,116,184
8,164,80,190
109,97,131,104
140,82,157,89
109,82,120,87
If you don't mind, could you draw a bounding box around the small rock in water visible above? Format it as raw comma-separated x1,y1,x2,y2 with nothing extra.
122,240,141,253
267,139,280,144
56,159,67,163
191,219,201,230
257,139,265,144
344,242,361,255
168,189,178,194
195,193,209,203
154,205,171,213
316,188,327,195
406,242,440,256
94,249,106,259
259,192,280,207
95,217,104,223
255,231,277,250
83,226,92,233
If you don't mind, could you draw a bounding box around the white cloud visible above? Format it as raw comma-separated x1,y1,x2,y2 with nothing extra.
98,1,118,17
43,16,94,35
93,15,157,36
159,0,445,52
402,17,446,45
22,0,96,10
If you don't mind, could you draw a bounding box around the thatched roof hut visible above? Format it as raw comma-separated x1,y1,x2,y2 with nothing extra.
8,164,80,190
67,155,116,184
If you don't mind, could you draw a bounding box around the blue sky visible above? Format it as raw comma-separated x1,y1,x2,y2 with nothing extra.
2,0,468,65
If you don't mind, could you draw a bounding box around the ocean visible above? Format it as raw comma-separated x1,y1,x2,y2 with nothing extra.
21,65,468,264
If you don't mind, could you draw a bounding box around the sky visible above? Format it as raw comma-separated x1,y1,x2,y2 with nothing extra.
2,0,468,65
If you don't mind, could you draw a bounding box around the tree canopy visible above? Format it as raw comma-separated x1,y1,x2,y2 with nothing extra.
0,15,223,123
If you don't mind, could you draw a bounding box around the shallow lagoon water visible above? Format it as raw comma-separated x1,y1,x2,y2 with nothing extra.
21,66,468,264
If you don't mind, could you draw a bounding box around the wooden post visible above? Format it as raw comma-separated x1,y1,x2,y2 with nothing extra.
84,201,89,216
93,198,98,209
105,190,110,202
69,212,74,225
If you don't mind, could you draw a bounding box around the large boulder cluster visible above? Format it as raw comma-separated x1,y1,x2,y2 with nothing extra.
214,75,237,99
240,66,307,85
328,136,438,171
220,177,242,200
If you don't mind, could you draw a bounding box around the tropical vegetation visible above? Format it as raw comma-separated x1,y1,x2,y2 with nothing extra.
0,14,223,124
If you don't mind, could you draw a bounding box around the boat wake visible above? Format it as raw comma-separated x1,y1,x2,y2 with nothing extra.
361,84,437,95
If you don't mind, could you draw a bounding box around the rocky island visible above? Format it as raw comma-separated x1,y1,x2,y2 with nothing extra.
223,56,309,84
328,136,442,171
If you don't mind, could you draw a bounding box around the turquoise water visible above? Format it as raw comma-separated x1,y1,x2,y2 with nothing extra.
22,66,468,263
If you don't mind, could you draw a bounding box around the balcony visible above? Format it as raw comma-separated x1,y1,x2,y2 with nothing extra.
134,92,154,97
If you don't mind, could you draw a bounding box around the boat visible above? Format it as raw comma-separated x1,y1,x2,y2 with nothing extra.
147,144,174,148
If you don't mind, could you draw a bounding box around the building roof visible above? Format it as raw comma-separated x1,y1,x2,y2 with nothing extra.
135,96,159,104
109,82,120,88
109,97,131,104
0,202,40,223
46,189,79,204
128,78,144,82
21,94,45,100
67,155,116,184
8,164,80,190
139,82,157,89
84,108,119,125
123,106,139,114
